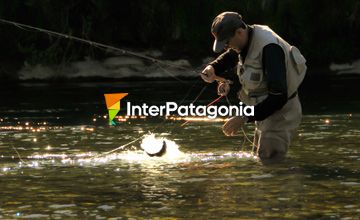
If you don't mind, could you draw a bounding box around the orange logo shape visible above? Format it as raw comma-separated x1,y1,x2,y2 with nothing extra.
104,93,128,125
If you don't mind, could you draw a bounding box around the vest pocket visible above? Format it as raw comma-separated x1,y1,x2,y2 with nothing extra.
241,66,264,90
290,46,307,75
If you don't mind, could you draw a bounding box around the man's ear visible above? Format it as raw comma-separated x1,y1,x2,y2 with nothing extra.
235,28,244,36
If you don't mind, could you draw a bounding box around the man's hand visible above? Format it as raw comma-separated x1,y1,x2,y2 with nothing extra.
217,82,230,96
200,65,216,83
222,116,248,136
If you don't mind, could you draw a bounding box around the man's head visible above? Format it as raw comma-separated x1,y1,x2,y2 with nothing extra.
211,12,248,53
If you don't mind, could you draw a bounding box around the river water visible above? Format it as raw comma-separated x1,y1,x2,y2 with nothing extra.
0,79,359,219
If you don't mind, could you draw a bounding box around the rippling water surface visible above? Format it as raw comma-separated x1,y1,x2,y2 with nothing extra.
0,81,359,219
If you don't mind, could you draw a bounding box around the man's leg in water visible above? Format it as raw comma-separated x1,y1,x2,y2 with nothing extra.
256,130,295,161
254,96,302,162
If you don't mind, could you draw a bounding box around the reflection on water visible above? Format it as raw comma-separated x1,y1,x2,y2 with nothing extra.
0,81,359,219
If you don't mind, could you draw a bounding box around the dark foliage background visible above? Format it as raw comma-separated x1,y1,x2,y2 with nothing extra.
0,0,359,72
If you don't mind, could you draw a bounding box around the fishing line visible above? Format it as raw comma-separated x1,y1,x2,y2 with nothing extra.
180,94,224,127
224,94,256,153
86,134,146,159
93,68,213,158
11,144,27,164
154,62,188,84
0,18,198,83
1,18,255,159
0,18,209,157
91,85,216,159
87,72,207,159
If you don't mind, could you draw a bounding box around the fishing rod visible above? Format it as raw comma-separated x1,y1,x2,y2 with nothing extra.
0,18,235,85
0,18,253,158
0,18,202,159
0,18,201,82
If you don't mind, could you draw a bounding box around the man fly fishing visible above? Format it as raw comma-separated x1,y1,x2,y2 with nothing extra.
201,12,307,161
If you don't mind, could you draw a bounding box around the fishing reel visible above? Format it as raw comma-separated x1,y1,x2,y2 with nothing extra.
216,77,233,96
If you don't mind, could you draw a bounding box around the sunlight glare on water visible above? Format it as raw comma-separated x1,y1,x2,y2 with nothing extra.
140,133,185,159
2,131,258,171
0,81,359,219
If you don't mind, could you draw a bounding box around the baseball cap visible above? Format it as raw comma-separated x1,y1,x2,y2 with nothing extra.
211,12,245,53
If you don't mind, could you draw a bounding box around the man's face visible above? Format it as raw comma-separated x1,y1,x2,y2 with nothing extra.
226,28,248,51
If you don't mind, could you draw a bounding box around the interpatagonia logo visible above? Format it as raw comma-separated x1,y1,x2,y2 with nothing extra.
104,93,128,125
104,93,255,126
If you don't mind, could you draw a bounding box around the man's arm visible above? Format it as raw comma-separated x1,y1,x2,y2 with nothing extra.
209,48,239,76
247,43,288,122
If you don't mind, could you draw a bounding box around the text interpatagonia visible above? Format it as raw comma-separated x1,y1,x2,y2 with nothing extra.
126,102,254,119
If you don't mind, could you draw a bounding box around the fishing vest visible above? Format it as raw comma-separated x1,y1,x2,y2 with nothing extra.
237,25,307,106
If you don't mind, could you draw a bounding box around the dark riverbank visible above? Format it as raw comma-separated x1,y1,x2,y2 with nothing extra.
1,0,359,73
